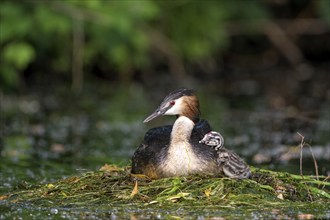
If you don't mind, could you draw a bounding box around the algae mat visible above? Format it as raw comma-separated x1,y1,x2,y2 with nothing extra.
1,165,329,219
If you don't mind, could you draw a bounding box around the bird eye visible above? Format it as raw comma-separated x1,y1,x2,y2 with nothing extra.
170,101,175,105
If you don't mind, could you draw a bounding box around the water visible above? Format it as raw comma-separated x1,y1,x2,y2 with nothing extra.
1,85,329,219
2,200,330,219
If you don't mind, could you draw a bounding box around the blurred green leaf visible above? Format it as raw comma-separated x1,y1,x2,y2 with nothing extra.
0,2,32,43
0,0,274,89
0,65,19,88
34,4,71,34
3,42,35,69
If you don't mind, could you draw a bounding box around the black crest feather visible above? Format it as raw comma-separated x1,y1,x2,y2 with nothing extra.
162,88,195,103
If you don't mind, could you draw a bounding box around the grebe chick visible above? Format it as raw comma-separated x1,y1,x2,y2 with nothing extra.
131,89,220,179
199,131,224,151
200,131,251,179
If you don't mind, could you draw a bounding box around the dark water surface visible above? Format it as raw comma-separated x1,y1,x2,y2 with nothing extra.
1,84,329,219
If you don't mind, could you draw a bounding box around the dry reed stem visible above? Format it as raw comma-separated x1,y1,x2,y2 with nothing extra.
296,132,322,201
296,132,319,180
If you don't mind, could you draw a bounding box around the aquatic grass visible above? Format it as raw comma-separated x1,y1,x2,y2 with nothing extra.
1,165,329,217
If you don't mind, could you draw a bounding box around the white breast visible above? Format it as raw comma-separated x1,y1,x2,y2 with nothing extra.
160,142,205,176
159,116,211,176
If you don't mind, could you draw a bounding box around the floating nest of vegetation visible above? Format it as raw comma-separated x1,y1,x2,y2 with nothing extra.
2,164,330,218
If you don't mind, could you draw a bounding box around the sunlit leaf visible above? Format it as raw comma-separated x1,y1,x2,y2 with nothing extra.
3,42,35,69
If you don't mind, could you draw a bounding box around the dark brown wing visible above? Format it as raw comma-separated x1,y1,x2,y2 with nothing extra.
131,125,171,177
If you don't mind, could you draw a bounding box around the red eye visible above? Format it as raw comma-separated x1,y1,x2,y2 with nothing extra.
170,101,175,105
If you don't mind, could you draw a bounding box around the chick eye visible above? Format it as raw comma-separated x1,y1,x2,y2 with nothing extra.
170,101,175,105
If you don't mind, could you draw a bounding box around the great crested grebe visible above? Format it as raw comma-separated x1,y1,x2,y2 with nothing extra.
131,88,250,179
131,89,219,178
200,131,251,179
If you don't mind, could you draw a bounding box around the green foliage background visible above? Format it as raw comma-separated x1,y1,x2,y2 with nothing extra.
0,0,269,88
1,0,329,90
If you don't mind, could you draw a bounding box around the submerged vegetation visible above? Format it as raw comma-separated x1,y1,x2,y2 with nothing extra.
2,164,329,219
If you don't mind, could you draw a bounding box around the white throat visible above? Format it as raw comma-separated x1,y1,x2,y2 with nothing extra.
159,116,206,176
170,116,194,144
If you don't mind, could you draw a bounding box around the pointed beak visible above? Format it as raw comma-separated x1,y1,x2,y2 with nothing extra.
143,106,169,123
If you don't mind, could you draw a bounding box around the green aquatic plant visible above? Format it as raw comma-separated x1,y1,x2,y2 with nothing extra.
2,164,329,219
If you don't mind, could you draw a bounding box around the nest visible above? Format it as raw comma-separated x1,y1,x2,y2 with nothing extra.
2,164,329,218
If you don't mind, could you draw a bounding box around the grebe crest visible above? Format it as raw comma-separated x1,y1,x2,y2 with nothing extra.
199,131,224,151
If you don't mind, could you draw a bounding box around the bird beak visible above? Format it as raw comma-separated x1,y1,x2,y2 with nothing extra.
143,108,164,123
143,107,168,123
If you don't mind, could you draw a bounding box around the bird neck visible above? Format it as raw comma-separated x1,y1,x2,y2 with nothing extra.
170,115,195,146
180,95,200,123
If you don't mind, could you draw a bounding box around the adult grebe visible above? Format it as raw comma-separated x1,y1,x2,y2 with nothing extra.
131,89,219,179
200,131,251,179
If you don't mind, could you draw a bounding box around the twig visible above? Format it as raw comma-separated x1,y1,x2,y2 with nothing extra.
322,176,330,190
297,132,304,177
297,132,320,181
297,132,312,201
306,143,319,182
296,132,323,201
